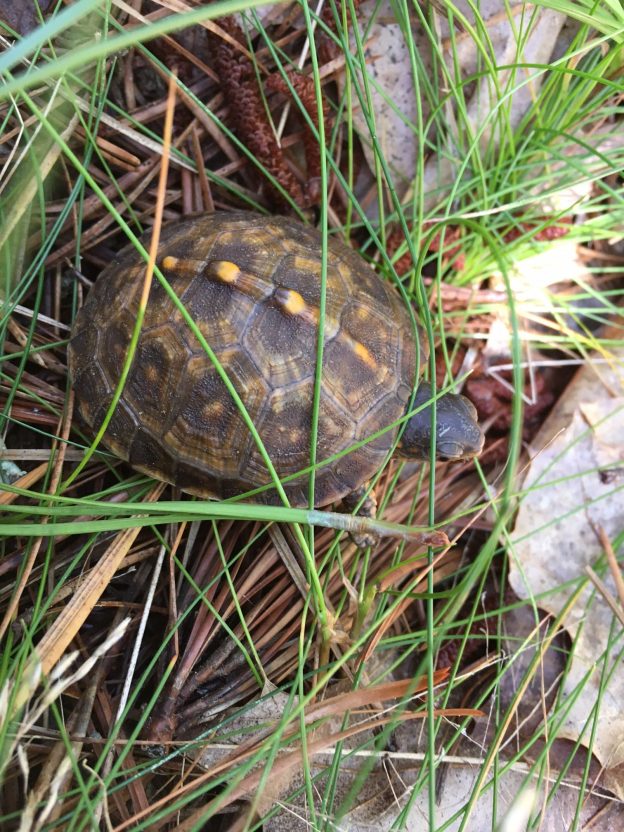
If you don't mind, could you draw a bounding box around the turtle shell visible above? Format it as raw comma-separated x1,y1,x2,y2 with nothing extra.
69,212,426,507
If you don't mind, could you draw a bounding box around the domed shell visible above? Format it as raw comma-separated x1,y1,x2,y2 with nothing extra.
69,212,426,506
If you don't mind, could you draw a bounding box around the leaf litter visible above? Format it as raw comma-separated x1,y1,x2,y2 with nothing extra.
510,321,624,799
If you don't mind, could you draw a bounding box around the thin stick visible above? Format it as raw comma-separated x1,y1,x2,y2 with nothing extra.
597,525,624,609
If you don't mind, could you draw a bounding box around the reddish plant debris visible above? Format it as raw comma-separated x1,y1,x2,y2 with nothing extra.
386,225,465,277
433,347,467,383
465,368,555,442
386,229,413,276
435,626,487,671
503,216,572,244
428,225,466,272
319,0,362,57
0,0,53,36
434,589,506,672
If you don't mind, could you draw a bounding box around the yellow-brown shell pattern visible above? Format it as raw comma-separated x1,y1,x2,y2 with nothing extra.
69,213,424,506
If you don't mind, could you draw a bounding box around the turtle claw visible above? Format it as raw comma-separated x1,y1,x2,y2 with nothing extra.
350,529,380,549
342,483,379,548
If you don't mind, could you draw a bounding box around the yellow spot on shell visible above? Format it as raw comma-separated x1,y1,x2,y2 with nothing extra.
353,341,376,369
278,288,306,316
161,256,201,274
213,261,241,283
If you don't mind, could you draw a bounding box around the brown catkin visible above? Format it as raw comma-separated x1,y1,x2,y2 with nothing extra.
213,18,306,207
266,70,329,206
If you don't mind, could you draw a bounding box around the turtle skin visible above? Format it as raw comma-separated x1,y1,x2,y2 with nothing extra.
69,212,430,507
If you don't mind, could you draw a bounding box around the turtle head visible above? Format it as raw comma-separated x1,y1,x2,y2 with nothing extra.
398,381,485,461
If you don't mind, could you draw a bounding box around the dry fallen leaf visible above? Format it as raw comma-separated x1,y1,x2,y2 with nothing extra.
510,333,624,797
490,239,592,298
265,739,619,831
344,1,568,213
343,0,434,192
421,4,567,212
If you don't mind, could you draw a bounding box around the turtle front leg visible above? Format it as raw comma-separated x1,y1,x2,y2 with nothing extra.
342,483,379,548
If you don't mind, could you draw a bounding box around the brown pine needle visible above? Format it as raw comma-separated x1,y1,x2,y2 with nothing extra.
21,482,165,688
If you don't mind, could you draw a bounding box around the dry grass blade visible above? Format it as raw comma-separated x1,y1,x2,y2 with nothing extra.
1,620,130,793
0,392,75,643
357,548,459,665
0,102,78,255
21,482,165,688
302,670,451,721
20,639,110,832
92,99,182,778
585,567,624,628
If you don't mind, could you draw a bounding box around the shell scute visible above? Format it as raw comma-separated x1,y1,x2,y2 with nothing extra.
70,363,111,430
251,385,317,476
164,351,268,483
209,226,285,279
100,314,134,381
129,426,175,482
241,300,317,389
96,400,138,457
180,273,255,352
244,380,357,495
126,325,188,426
272,250,346,306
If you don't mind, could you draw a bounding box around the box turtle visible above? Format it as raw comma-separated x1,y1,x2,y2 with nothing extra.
69,212,483,519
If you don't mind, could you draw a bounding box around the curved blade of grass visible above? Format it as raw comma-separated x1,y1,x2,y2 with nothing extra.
0,505,448,545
